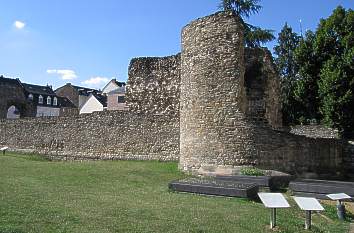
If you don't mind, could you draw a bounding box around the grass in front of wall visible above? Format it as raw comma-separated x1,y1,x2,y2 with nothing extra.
0,153,350,233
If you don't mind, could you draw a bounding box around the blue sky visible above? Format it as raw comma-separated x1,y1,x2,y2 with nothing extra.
0,0,352,89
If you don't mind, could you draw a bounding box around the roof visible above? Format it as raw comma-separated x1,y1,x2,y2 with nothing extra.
92,93,107,107
71,85,100,96
0,76,22,86
102,79,126,93
59,97,76,108
112,79,126,87
107,88,126,95
22,83,56,96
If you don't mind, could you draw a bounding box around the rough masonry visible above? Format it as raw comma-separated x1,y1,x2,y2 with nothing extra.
0,111,179,161
178,11,344,177
127,54,181,117
0,11,349,178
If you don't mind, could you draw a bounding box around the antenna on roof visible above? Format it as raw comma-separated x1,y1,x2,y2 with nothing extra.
299,19,303,38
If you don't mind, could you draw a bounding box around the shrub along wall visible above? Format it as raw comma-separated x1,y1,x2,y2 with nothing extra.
0,111,179,161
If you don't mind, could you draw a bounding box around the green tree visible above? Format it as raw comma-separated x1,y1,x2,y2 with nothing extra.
317,7,354,136
294,30,321,122
219,0,275,47
274,23,301,124
294,6,354,136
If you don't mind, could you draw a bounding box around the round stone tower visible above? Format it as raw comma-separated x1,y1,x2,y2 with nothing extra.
179,11,251,174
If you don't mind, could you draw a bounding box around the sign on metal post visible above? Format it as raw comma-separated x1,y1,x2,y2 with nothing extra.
258,193,290,229
293,196,324,230
327,193,351,220
0,147,8,155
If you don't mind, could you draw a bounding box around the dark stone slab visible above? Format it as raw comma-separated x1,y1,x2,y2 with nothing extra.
169,178,259,198
291,192,334,200
215,175,293,190
290,179,354,199
216,175,271,187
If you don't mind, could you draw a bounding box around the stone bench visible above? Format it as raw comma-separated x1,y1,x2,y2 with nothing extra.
169,178,259,199
290,179,354,200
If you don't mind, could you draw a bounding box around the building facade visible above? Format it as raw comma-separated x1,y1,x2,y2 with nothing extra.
102,79,128,111
0,76,76,118
55,83,100,109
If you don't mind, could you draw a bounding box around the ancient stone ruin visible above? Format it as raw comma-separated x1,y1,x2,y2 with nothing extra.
0,11,350,178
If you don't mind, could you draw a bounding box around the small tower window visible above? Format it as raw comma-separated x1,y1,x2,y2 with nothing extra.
28,94,33,101
38,95,43,104
117,96,125,103
47,96,52,105
53,97,58,106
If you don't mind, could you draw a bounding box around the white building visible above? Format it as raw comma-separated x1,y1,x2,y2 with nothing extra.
102,79,126,94
79,93,107,114
23,83,61,117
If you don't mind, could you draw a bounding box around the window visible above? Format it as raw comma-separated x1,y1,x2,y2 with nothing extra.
53,97,58,106
47,96,51,105
38,95,43,104
28,94,33,101
117,96,125,103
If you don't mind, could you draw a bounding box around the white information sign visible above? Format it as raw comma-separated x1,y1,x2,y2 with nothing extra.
258,193,290,229
258,193,290,208
327,193,351,201
293,197,324,211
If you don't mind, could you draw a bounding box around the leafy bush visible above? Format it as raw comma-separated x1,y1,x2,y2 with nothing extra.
240,167,265,176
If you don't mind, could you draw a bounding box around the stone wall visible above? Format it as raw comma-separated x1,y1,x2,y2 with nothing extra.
178,11,345,177
180,11,246,172
126,54,181,117
290,125,340,139
0,11,349,178
344,141,354,177
243,48,282,129
0,111,179,161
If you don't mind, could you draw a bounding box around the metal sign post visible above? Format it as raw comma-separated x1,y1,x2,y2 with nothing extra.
270,208,276,229
258,193,290,229
305,210,311,230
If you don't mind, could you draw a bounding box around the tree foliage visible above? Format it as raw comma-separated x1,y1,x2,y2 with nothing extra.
274,23,301,124
316,7,354,136
220,0,261,18
276,6,354,136
294,30,321,122
219,0,275,47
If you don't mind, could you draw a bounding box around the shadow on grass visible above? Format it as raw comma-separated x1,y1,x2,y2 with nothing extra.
3,152,50,162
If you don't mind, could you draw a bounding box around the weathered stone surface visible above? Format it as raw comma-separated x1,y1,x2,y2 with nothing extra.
0,11,350,178
126,54,181,117
178,11,345,177
180,11,246,173
243,48,282,129
290,125,340,139
0,111,179,161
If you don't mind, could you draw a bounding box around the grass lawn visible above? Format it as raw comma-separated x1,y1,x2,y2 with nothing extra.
0,153,350,233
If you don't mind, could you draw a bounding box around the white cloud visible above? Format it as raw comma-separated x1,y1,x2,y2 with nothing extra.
14,21,26,29
82,77,109,87
47,69,77,80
